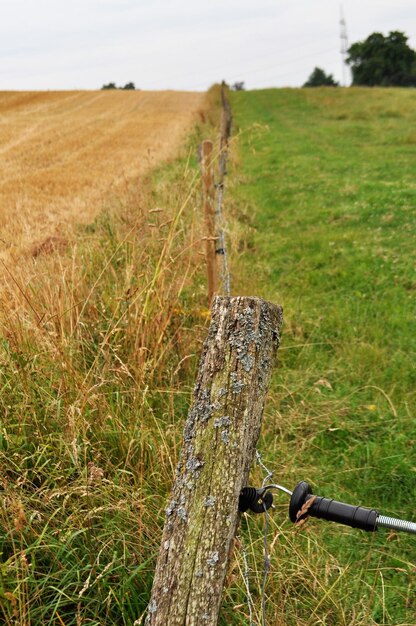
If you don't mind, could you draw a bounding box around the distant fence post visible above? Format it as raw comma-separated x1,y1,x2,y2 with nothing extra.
200,139,218,304
219,81,232,177
146,295,283,626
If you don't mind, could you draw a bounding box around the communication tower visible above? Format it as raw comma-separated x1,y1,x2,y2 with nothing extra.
340,5,349,86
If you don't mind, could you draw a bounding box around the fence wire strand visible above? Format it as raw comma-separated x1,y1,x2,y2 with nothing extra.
256,449,274,626
239,533,255,626
213,87,271,625
215,180,231,296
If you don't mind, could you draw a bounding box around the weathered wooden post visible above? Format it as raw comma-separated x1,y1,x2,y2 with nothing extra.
200,139,218,304
146,295,283,626
219,81,232,177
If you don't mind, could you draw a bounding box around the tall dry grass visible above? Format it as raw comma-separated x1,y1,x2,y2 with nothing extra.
0,101,217,623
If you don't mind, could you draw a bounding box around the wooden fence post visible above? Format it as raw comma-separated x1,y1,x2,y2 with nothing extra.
146,295,283,626
219,81,232,177
200,139,218,304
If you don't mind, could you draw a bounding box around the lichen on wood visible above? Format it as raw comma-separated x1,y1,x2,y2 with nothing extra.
146,296,283,626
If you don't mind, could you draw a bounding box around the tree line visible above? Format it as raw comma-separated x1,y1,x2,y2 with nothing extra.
304,30,416,87
101,82,136,90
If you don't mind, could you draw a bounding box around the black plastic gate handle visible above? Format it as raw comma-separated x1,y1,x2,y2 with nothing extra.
289,481,379,531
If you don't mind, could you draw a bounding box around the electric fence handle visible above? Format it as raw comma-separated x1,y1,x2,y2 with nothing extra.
289,481,416,535
239,482,416,535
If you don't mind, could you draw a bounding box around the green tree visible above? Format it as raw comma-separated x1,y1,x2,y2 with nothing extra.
101,82,117,90
347,31,416,86
303,67,338,87
122,82,136,90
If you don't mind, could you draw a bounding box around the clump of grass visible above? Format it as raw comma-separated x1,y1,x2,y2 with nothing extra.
0,134,211,624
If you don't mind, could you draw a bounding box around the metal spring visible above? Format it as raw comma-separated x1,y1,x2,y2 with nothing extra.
377,515,416,535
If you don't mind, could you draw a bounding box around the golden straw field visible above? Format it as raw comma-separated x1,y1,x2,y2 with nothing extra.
0,90,205,263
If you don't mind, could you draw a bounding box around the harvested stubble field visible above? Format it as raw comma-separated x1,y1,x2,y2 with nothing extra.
0,90,205,263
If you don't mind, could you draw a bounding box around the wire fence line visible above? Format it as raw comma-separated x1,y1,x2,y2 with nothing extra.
215,172,231,297
214,81,232,298
199,82,232,303
201,84,274,626
217,82,232,297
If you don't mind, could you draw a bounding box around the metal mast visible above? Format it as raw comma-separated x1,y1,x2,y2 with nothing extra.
340,5,349,86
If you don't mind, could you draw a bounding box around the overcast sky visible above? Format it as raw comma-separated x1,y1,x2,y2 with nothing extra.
0,0,414,91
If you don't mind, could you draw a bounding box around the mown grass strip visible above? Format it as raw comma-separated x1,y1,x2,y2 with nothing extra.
224,87,415,626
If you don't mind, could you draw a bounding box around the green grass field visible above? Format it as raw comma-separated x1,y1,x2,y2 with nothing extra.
0,87,415,626
223,87,415,625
